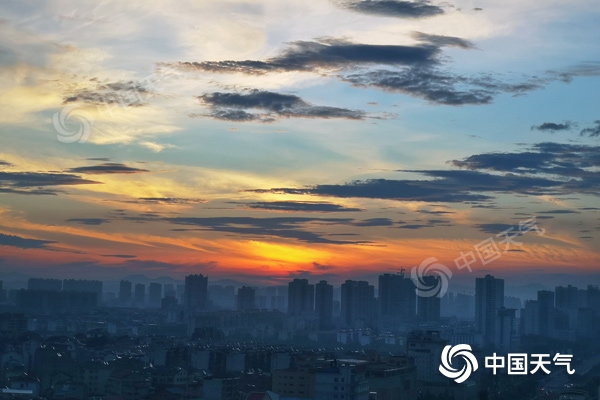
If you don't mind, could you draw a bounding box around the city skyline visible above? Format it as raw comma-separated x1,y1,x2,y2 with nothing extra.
1,1,600,289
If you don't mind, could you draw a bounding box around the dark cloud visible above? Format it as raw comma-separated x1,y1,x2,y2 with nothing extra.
339,0,444,18
102,254,137,259
249,178,492,203
476,223,517,234
242,201,363,212
451,143,600,182
133,197,206,205
0,171,100,195
341,68,543,105
165,216,369,244
417,209,453,215
66,218,111,225
63,80,149,107
531,122,573,132
352,218,394,227
67,163,150,174
580,120,600,137
537,209,580,214
397,224,432,229
199,90,365,122
249,142,600,203
86,157,112,162
167,38,439,75
166,39,600,108
0,233,55,249
0,160,12,167
411,32,475,49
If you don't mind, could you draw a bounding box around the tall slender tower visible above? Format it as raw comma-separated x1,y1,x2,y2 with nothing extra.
475,274,504,345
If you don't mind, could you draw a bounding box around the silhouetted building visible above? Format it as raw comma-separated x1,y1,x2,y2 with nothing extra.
315,280,334,330
416,276,441,322
148,282,162,308
134,283,145,306
28,278,61,291
185,274,208,311
495,307,517,351
475,274,504,345
378,273,416,321
237,286,256,311
288,279,314,317
521,299,539,336
556,285,579,311
341,280,375,329
537,290,555,337
587,285,600,318
119,280,132,305
164,283,176,298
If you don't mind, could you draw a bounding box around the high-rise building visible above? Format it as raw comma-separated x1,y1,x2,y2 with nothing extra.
521,300,539,336
495,307,517,351
416,276,441,322
537,290,555,337
134,283,145,306
119,280,132,304
341,280,375,329
556,285,579,311
587,285,600,318
378,273,416,321
237,286,256,311
315,280,334,330
164,284,176,298
185,274,208,311
475,274,504,345
28,278,62,291
148,282,162,308
287,279,314,317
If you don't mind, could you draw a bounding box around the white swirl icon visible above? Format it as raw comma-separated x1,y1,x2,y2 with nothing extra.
439,344,478,383
53,104,94,143
411,257,452,298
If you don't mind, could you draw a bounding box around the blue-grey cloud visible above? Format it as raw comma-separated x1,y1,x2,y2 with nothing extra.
476,223,517,234
63,80,149,107
531,121,573,132
67,163,149,174
242,201,363,212
250,142,600,203
199,89,365,122
129,197,206,205
580,120,600,137
0,233,56,249
167,38,439,74
0,171,100,195
66,218,111,225
338,0,444,18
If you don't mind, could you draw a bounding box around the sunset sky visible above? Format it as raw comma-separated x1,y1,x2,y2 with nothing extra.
1,0,599,288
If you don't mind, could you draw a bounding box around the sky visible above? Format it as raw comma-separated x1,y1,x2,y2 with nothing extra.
1,0,599,290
